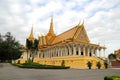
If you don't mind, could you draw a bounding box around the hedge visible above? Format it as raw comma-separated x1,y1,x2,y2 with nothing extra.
104,74,120,80
12,62,70,69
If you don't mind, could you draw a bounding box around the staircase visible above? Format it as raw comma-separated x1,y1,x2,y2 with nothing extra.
92,54,105,62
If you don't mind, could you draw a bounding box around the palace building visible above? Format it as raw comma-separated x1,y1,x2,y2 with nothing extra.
21,17,106,68
114,49,120,58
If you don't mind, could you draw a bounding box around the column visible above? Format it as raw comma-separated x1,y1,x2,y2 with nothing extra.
78,45,81,55
54,48,56,57
73,44,76,55
39,51,41,58
51,49,52,57
50,48,52,58
68,45,72,55
66,47,69,56
103,48,106,57
50,49,52,58
53,48,55,57
49,49,51,58
46,50,47,58
60,47,63,56
56,47,58,57
58,47,60,57
91,48,95,57
66,47,68,56
45,51,46,58
99,48,101,57
92,48,96,57
46,50,48,58
42,52,44,58
83,47,86,56
48,50,49,58
93,48,96,56
64,47,66,56
48,49,50,58
87,47,90,56
62,47,64,56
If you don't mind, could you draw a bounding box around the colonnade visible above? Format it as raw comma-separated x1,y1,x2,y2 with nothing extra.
38,43,106,58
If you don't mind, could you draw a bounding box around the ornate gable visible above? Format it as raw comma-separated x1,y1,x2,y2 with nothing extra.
73,23,90,43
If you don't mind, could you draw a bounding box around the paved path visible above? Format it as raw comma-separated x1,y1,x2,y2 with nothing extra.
0,63,120,80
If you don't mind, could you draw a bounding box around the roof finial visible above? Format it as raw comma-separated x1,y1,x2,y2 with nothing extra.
81,19,84,26
28,25,34,42
77,20,81,26
48,16,55,36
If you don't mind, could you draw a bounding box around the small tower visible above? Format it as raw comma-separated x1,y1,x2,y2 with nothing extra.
47,16,55,36
46,17,56,40
28,25,34,42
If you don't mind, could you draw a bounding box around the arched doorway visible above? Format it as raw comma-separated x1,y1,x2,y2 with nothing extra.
89,52,92,57
81,52,83,55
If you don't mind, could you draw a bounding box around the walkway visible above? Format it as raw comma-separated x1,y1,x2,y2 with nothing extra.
0,63,120,80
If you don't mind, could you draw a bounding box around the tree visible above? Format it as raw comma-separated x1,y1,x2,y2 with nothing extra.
26,39,32,61
87,61,93,69
26,39,39,62
34,39,39,51
96,61,101,69
108,53,116,60
0,32,22,62
32,39,39,61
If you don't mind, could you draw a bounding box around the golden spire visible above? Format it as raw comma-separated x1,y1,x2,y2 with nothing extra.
28,25,34,41
47,16,55,36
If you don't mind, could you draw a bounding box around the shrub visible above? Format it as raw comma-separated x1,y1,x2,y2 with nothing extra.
61,60,65,67
22,62,42,66
104,61,108,69
17,60,20,64
96,61,101,69
86,61,92,69
104,74,120,80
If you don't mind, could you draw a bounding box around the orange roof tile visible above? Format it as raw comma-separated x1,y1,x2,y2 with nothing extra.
52,26,78,44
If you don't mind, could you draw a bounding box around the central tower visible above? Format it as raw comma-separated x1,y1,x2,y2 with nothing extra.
46,17,56,44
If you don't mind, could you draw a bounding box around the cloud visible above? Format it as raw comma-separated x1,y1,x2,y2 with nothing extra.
0,0,120,57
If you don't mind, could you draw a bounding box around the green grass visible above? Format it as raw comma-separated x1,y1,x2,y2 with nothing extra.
12,62,70,69
104,74,120,80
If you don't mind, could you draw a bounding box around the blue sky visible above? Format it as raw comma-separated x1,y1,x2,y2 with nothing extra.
0,0,120,57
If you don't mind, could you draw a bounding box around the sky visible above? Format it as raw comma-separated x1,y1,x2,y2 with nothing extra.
0,0,120,57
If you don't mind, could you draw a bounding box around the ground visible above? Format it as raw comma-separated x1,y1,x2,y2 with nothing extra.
0,63,120,80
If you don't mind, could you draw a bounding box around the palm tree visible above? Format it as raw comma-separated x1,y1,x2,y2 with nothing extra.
26,38,39,62
32,39,39,62
87,61,92,69
96,61,101,69
26,39,33,62
34,39,39,52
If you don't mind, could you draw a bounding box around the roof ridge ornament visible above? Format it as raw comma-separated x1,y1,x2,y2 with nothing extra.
81,19,84,26
47,16,56,36
77,21,81,26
